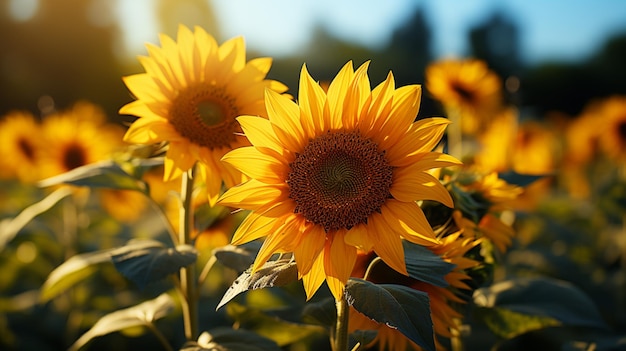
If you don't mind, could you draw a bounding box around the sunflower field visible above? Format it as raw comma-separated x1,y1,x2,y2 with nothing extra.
1,4,626,351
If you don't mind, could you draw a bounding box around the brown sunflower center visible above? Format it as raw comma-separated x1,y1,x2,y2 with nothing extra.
63,143,87,170
451,82,475,103
287,131,394,232
170,84,240,149
618,120,626,141
17,137,35,161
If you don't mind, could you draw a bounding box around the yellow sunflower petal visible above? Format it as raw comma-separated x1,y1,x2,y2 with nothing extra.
218,179,285,211
302,253,326,300
221,146,286,184
231,212,277,246
362,71,395,135
379,84,421,141
369,213,408,276
299,64,328,135
265,89,306,151
391,169,454,207
237,115,285,154
324,232,357,301
196,162,222,206
343,223,374,252
252,218,302,272
176,24,197,84
385,118,450,167
163,142,195,181
123,74,167,102
122,114,180,144
137,56,176,97
228,57,273,91
343,61,371,130
218,36,245,72
381,200,438,245
294,224,326,277
401,152,462,172
326,61,355,129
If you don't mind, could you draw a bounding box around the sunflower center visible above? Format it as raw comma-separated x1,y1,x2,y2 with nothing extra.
170,85,239,149
618,120,626,141
17,137,35,161
451,82,475,103
287,131,393,231
63,143,87,170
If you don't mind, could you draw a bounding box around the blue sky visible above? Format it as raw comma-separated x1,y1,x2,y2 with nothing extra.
116,0,626,64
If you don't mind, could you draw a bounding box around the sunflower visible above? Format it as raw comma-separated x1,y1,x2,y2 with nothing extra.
39,101,125,179
512,120,559,176
218,61,460,300
474,108,518,173
99,189,149,223
120,25,288,205
426,58,502,135
0,111,43,182
447,168,521,253
596,96,626,162
349,233,480,351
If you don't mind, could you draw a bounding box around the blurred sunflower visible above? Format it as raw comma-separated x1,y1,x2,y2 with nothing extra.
448,169,521,253
562,111,601,199
426,58,502,135
474,108,518,173
39,101,125,179
99,189,149,223
218,61,460,300
0,111,43,182
596,96,626,162
512,120,559,176
120,25,288,205
349,233,480,351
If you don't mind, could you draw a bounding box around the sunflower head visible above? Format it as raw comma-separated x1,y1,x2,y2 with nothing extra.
0,111,43,182
219,61,461,301
426,58,502,134
39,101,125,179
120,25,288,205
349,233,480,351
596,96,626,162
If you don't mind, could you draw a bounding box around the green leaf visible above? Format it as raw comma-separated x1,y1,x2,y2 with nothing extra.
474,277,609,339
181,328,281,351
213,242,261,273
301,297,336,327
38,160,148,193
0,187,73,251
111,242,197,289
403,241,455,287
40,248,117,302
481,307,561,339
68,293,174,351
349,329,378,350
345,278,435,351
217,258,298,310
226,303,326,346
498,171,546,187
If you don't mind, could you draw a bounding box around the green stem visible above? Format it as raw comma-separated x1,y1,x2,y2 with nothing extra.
362,257,382,281
179,165,199,341
332,296,350,351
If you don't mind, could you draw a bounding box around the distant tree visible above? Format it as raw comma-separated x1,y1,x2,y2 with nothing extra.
155,0,220,39
468,10,522,79
0,0,128,120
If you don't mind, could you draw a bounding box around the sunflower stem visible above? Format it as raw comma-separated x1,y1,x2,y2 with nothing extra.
179,165,199,341
332,296,350,351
